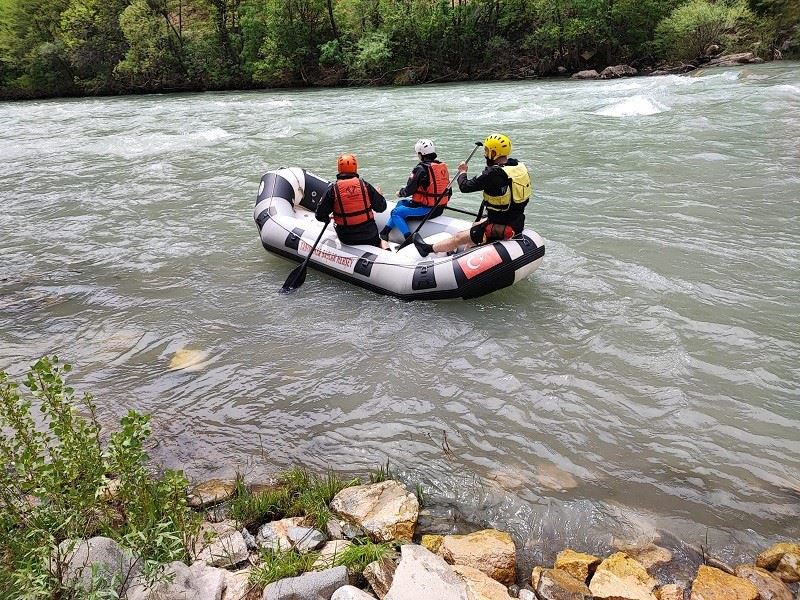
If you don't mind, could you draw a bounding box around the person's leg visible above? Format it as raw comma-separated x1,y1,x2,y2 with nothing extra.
391,201,430,238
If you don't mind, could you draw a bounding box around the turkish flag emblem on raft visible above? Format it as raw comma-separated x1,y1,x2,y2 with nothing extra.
457,245,503,279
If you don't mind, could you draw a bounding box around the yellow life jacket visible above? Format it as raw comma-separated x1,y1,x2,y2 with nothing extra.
482,162,531,212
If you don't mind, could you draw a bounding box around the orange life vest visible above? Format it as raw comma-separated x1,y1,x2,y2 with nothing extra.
332,177,374,226
411,161,450,208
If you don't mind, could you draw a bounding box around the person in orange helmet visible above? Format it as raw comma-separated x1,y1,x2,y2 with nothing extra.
315,153,388,249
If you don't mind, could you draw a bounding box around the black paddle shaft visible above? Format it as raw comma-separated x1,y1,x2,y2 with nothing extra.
395,141,484,251
280,219,331,292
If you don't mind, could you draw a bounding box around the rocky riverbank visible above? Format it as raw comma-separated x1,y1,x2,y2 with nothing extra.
570,52,766,80
58,475,800,600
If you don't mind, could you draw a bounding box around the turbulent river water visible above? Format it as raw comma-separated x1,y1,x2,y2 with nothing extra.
1,62,798,571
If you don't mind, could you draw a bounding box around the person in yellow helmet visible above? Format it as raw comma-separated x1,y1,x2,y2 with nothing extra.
413,134,531,257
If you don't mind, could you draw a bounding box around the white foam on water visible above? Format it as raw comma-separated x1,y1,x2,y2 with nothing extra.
595,95,670,117
197,127,231,141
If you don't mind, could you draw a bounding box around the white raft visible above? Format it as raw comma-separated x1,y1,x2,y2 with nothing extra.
254,167,545,300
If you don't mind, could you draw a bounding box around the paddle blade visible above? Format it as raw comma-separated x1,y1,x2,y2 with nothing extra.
280,264,307,293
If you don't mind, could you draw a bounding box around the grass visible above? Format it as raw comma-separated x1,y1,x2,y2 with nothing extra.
249,548,319,589
230,468,361,532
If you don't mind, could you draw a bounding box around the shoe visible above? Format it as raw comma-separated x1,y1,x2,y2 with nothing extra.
412,233,433,257
379,227,390,242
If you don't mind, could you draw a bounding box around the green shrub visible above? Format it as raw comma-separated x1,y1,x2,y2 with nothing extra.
655,0,753,61
0,357,200,598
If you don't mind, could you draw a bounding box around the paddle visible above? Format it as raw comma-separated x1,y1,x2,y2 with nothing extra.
395,141,483,251
444,205,479,218
280,219,331,293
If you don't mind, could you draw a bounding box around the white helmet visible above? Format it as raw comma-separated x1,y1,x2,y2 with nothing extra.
414,138,436,155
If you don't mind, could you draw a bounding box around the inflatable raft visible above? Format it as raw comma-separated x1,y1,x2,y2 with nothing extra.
253,168,545,300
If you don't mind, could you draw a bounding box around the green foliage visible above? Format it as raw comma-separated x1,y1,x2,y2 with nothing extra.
229,467,359,532
368,460,393,484
249,547,317,589
0,0,788,98
654,0,753,61
228,477,293,530
0,357,199,598
332,538,394,573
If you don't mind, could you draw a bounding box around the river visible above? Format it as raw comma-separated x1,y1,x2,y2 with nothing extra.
1,62,798,571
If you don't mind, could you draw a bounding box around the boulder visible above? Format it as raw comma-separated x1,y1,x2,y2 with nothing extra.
330,481,419,543
571,70,600,80
452,564,513,600
312,540,353,571
655,584,685,600
774,552,799,583
756,543,800,571
287,525,327,552
518,590,536,600
615,544,673,572
385,544,469,600
554,549,601,584
734,565,793,600
690,565,758,600
262,565,348,600
534,568,592,599
600,64,638,79
194,520,249,568
438,529,517,586
256,517,307,551
58,537,142,596
189,479,237,508
128,560,228,600
364,556,397,599
222,568,252,600
588,552,657,600
705,52,764,68
331,586,377,599
421,534,444,554
756,543,800,582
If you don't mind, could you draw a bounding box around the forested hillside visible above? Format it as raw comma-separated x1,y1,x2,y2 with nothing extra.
0,0,797,99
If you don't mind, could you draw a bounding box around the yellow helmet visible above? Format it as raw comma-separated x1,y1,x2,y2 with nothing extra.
483,134,512,160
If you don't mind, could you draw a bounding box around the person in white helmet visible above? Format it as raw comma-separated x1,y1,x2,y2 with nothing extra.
379,139,451,243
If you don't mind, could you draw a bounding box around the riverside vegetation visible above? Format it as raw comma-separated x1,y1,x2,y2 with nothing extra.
1,358,798,599
0,0,798,100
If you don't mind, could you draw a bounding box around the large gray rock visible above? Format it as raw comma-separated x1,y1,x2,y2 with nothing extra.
571,70,600,80
330,481,419,543
130,560,228,600
385,545,469,600
195,520,250,568
262,565,348,600
706,52,764,68
331,586,377,599
222,568,253,600
57,537,142,596
600,64,637,79
257,517,307,551
287,525,327,552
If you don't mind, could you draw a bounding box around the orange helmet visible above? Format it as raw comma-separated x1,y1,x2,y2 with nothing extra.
337,153,358,174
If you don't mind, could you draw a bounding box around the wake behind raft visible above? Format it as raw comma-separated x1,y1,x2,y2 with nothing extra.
253,167,545,300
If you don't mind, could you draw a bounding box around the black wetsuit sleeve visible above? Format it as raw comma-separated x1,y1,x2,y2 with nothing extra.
315,186,334,222
398,164,428,197
457,167,491,193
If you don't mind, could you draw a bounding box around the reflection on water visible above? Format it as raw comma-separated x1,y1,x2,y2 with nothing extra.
1,63,799,562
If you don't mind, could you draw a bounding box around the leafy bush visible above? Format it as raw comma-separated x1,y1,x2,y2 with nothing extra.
0,357,200,598
654,0,752,61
